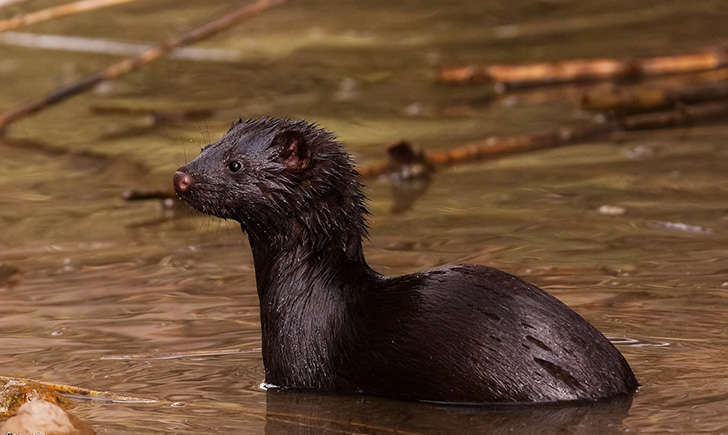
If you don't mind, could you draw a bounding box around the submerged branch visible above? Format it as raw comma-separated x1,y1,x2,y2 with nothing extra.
358,123,613,179
0,0,287,133
360,96,728,179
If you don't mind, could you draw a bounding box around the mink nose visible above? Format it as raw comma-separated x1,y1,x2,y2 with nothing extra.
174,171,192,192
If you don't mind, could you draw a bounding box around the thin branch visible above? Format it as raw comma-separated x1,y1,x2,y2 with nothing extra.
358,123,613,178
439,51,728,90
0,0,139,33
0,0,287,133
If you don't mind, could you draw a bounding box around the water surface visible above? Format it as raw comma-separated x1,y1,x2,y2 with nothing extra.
1,0,728,432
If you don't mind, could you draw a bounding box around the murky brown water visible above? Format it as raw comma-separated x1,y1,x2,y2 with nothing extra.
2,0,728,433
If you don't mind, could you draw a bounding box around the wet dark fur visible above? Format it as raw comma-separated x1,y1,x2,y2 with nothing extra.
174,118,638,403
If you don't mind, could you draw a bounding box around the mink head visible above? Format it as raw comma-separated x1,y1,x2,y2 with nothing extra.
174,118,368,244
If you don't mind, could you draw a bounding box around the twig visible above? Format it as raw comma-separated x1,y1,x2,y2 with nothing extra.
0,0,287,133
0,0,139,33
439,51,728,90
358,123,613,178
362,95,728,178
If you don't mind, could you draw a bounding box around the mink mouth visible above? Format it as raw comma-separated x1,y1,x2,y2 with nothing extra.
175,184,230,219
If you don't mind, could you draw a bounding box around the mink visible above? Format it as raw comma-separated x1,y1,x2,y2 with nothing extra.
173,118,638,403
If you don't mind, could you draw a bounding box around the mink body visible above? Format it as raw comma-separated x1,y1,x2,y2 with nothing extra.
173,118,638,403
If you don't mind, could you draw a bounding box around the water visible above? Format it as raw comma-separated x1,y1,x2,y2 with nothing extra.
1,0,728,432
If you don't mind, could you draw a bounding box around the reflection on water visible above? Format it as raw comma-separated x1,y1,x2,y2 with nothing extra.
264,390,633,434
1,0,728,433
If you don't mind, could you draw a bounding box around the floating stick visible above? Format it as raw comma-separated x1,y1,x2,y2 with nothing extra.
439,51,728,90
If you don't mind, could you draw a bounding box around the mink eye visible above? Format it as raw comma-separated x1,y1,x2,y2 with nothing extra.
228,161,242,172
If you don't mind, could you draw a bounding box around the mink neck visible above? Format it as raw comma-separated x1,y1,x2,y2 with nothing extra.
245,213,376,305
245,212,378,387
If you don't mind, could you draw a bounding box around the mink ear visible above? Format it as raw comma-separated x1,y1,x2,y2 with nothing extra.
274,130,310,171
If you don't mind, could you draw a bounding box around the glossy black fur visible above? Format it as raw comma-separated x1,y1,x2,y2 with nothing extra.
174,118,638,403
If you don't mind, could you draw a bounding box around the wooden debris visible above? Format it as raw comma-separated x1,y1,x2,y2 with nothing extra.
385,141,434,179
439,51,728,90
362,94,728,178
0,0,287,133
359,123,613,179
0,0,139,33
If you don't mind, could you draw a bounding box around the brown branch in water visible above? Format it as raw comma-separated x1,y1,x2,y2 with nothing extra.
581,81,728,114
0,0,287,133
438,51,728,90
0,0,139,33
358,123,613,179
361,98,728,178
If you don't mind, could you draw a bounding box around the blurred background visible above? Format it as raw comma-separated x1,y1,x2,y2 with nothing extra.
1,0,728,433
